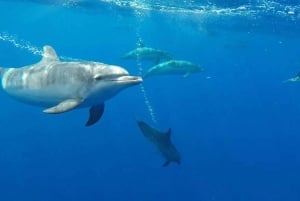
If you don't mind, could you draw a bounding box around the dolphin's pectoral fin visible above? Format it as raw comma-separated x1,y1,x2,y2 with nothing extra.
43,99,82,114
85,104,105,127
154,58,160,65
183,72,190,78
162,160,171,167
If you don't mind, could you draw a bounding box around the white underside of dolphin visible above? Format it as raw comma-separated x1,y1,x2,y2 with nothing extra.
0,45,142,126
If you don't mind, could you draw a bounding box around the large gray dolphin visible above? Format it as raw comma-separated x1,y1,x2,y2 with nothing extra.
136,120,181,167
122,47,172,64
0,45,142,126
144,59,203,78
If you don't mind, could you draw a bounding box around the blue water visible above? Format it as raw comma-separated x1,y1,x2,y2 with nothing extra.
0,0,300,201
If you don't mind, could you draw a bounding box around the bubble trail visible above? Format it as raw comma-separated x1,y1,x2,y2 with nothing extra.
135,33,157,124
0,32,82,62
0,32,42,56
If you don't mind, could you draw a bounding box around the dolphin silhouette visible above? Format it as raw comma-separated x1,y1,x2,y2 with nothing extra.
143,59,203,78
122,46,172,64
137,120,181,167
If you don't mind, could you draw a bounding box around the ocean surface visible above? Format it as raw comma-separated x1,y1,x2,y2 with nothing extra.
0,0,300,201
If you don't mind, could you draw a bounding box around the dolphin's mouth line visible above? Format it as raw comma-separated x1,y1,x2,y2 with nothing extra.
107,75,143,83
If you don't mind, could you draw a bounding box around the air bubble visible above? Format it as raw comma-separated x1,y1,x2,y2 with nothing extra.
0,32,42,56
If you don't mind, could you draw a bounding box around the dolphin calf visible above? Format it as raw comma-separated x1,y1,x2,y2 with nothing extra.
0,45,142,126
143,59,203,78
122,46,172,64
136,120,181,167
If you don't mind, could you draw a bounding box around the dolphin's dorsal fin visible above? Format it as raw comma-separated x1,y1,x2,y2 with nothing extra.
41,45,60,63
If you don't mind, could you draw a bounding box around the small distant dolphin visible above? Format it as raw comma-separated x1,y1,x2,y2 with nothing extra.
0,45,142,126
122,46,172,64
136,120,181,167
283,72,300,83
143,59,203,78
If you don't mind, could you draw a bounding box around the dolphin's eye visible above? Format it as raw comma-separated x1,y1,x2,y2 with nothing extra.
94,74,103,80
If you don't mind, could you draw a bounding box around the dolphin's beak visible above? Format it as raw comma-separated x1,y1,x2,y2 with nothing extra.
116,75,143,84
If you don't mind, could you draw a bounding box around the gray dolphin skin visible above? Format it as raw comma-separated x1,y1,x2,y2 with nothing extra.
0,45,142,126
143,59,203,78
122,47,172,64
136,120,181,167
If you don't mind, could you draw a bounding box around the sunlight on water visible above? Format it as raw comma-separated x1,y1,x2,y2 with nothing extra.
99,0,300,21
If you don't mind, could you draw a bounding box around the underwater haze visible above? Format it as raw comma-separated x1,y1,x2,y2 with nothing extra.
0,0,300,201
